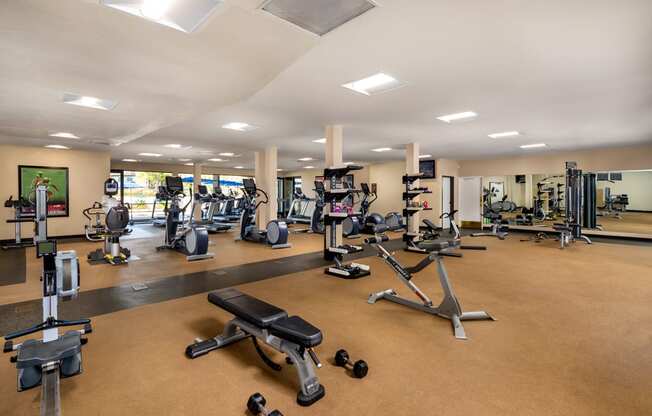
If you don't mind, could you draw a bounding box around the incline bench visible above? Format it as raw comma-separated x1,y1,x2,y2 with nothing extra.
186,288,326,406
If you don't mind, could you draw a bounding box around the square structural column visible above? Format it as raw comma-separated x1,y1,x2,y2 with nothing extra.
406,142,420,235
192,163,203,221
255,147,278,227
325,125,343,168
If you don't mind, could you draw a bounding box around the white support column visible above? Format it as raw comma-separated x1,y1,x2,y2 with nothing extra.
254,147,278,228
325,125,343,168
406,143,420,235
192,163,203,221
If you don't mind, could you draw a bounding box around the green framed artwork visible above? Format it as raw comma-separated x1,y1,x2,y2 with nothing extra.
18,165,70,217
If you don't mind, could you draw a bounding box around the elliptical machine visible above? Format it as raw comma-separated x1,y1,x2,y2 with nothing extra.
3,185,92,416
156,176,214,261
85,178,131,265
238,178,291,249
343,183,385,237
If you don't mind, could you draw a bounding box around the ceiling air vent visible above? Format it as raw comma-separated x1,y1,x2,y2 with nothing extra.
261,0,376,36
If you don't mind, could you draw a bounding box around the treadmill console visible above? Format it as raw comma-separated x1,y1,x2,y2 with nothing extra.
197,185,208,195
165,176,184,193
36,240,57,258
242,178,257,193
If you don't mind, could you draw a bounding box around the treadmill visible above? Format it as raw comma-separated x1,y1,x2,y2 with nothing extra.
152,186,169,227
191,185,232,233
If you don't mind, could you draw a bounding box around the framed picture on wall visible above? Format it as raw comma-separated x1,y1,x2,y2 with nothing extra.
18,165,70,217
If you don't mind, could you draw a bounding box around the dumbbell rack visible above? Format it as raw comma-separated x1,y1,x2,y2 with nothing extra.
402,173,432,253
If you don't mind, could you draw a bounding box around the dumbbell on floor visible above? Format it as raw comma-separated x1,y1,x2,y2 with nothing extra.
334,349,368,378
247,393,283,416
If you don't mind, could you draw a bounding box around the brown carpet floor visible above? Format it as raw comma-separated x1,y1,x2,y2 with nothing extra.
1,236,651,415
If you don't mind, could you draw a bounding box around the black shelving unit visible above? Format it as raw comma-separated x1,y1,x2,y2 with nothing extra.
402,173,432,253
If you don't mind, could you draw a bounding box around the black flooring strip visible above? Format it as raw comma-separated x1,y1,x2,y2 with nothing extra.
0,239,405,335
0,248,26,287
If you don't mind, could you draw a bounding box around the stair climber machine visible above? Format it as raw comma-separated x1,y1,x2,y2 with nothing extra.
189,185,232,233
310,181,326,234
84,178,132,265
323,165,370,279
342,183,384,238
3,184,92,416
156,176,214,261
238,178,291,249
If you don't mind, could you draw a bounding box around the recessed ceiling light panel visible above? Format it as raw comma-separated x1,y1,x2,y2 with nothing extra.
208,158,225,162
45,144,70,150
234,166,244,169
436,111,478,123
419,154,432,159
304,166,315,169
261,0,375,36
165,144,192,149
138,152,162,157
222,122,257,132
122,158,139,162
313,138,327,144
488,131,521,139
520,143,547,149
342,73,406,96
372,147,392,152
298,157,314,162
62,93,117,111
49,132,80,139
218,152,235,157
101,0,224,33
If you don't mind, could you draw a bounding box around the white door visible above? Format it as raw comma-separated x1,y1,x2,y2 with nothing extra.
460,177,483,223
441,176,453,229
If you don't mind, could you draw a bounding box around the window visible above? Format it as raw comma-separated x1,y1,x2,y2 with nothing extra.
219,175,251,198
123,171,171,220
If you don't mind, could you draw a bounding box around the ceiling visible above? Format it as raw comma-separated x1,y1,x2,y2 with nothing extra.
1,0,651,171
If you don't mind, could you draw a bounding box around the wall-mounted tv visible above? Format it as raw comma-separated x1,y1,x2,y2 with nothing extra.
609,172,623,181
419,160,436,179
515,175,526,184
596,173,609,181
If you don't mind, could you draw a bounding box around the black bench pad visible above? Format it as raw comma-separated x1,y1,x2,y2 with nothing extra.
17,331,81,368
208,288,287,328
418,239,450,252
423,219,442,232
270,316,322,348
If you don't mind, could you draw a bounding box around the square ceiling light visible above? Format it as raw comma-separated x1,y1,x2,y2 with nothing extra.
63,93,117,111
101,0,224,33
261,0,376,36
342,73,406,96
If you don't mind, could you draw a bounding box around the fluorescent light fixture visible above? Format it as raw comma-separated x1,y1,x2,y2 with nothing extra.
372,147,393,152
178,158,192,162
234,166,244,169
100,0,224,33
122,159,139,162
138,152,162,157
419,154,432,159
45,144,70,150
342,73,406,96
436,111,478,123
208,158,225,162
312,138,327,144
165,144,190,149
218,152,235,157
277,169,284,172
184,163,194,166
62,93,117,111
49,132,79,139
298,157,314,162
222,122,257,132
489,131,521,139
304,166,315,169
520,143,547,149
343,161,357,165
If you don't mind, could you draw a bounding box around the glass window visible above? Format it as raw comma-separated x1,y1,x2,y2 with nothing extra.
123,171,171,220
219,175,250,199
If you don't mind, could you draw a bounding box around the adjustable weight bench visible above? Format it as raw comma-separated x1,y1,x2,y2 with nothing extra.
186,288,325,406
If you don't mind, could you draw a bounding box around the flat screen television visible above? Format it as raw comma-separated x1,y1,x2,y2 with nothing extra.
419,160,436,179
609,172,623,181
597,173,609,181
515,175,526,184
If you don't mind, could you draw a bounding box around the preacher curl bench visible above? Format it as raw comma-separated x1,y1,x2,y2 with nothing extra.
186,288,325,406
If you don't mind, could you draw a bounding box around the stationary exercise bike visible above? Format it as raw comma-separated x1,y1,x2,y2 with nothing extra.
84,178,131,265
156,176,214,261
238,178,291,249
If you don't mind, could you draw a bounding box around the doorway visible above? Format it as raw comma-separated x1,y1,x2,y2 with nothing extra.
441,176,454,229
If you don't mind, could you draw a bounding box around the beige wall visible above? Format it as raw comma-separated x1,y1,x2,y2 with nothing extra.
368,161,405,216
0,145,110,239
459,144,652,177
